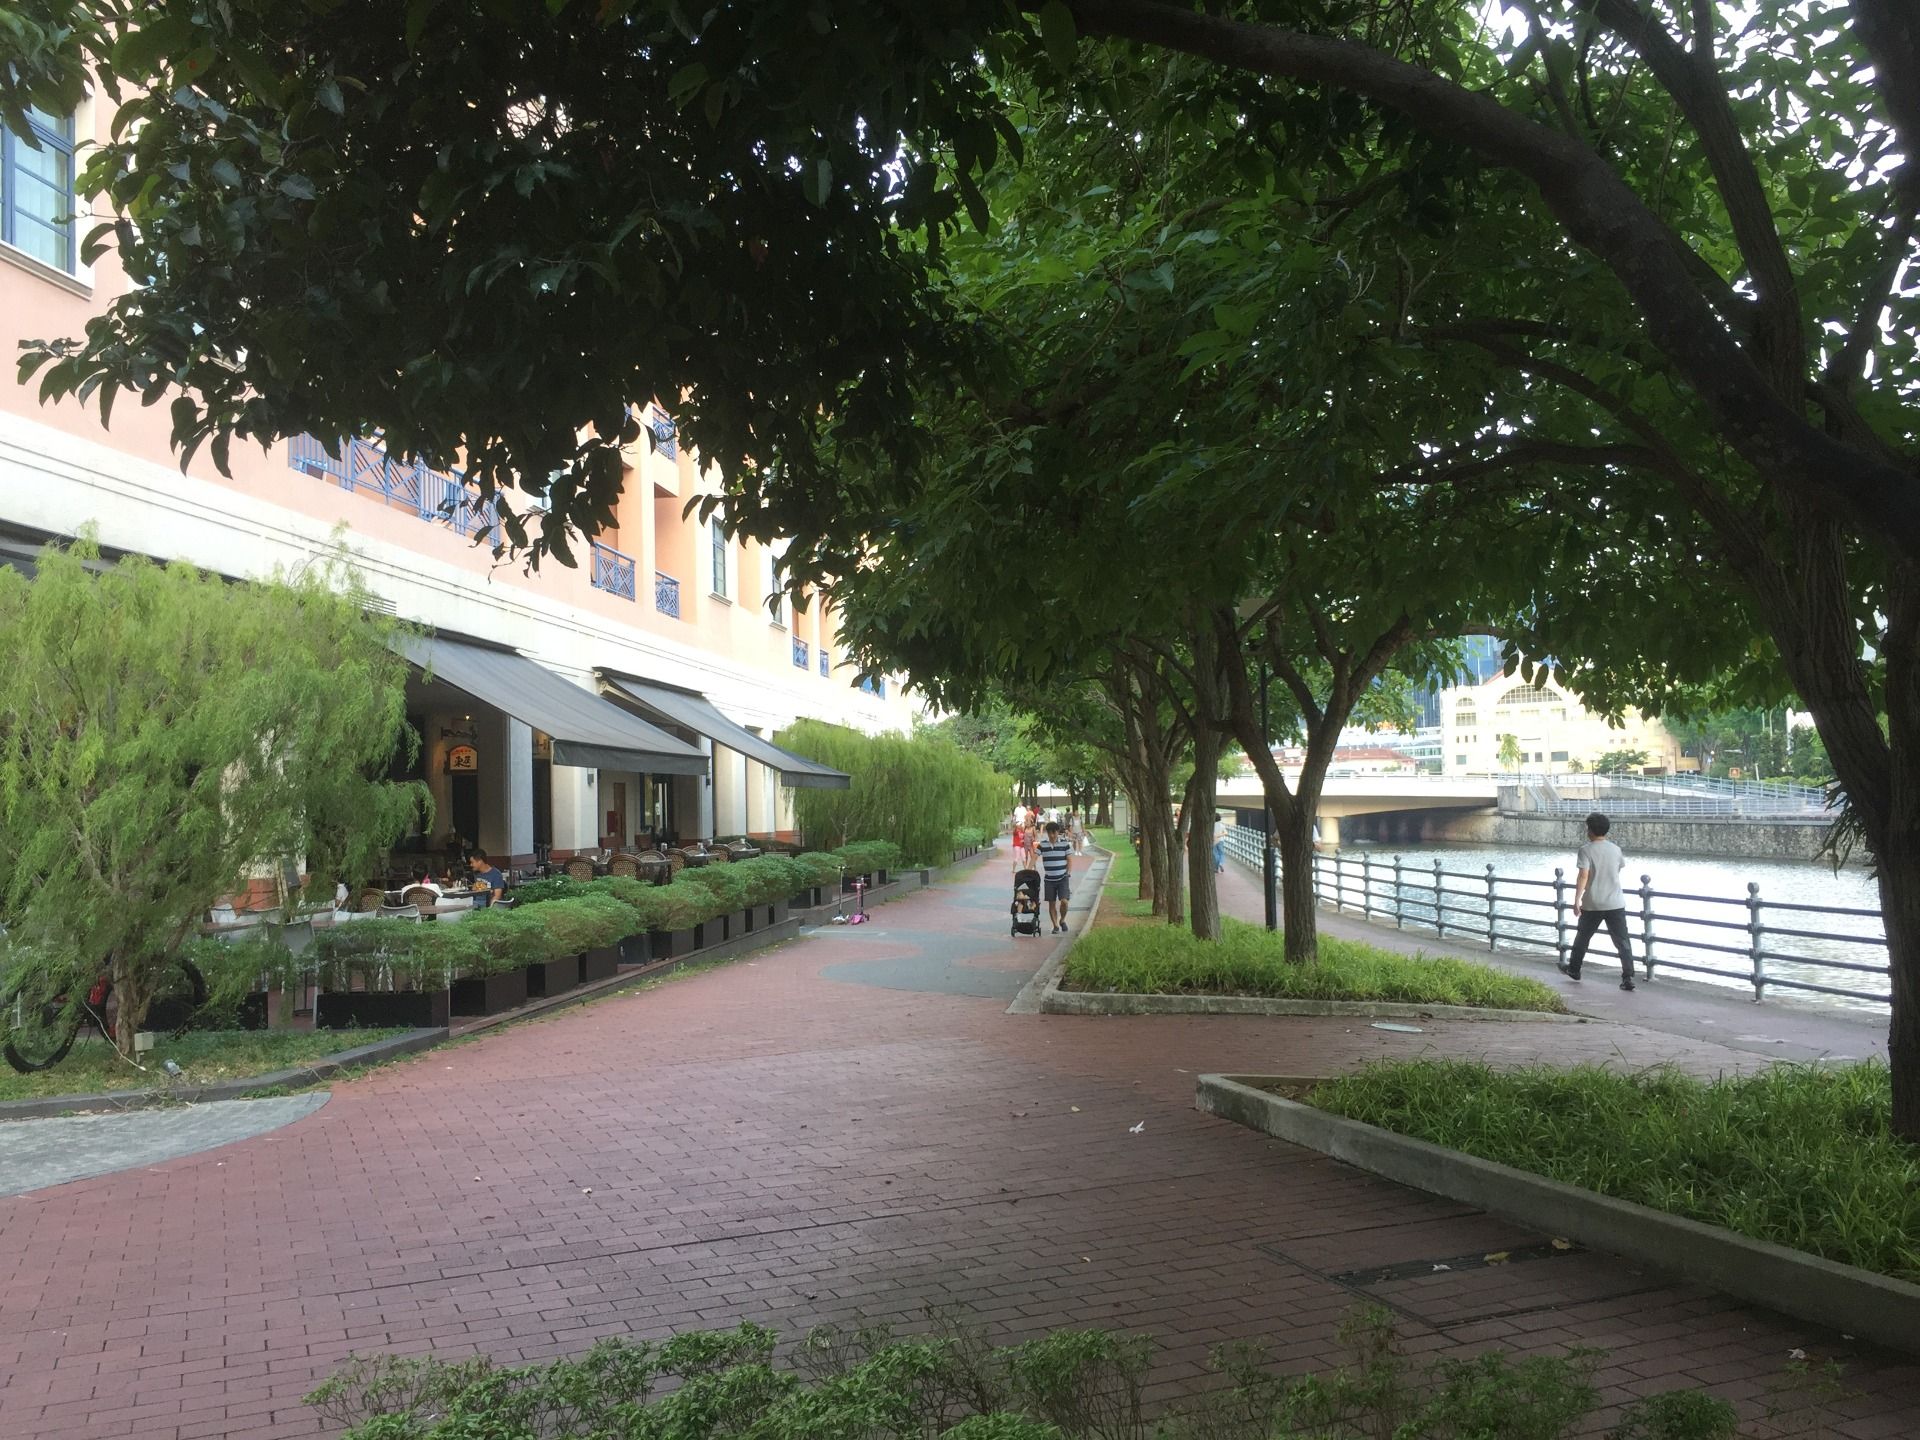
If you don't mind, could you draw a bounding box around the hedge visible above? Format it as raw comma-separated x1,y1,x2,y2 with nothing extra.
312,896,643,990
773,718,1008,866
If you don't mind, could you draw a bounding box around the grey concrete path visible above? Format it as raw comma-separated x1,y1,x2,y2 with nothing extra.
1215,851,1887,1067
0,1093,329,1196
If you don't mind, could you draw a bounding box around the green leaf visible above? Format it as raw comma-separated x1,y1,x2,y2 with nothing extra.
1036,1,1077,74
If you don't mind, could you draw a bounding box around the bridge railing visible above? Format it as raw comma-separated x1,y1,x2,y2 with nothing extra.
1492,770,1830,817
1221,826,1887,1009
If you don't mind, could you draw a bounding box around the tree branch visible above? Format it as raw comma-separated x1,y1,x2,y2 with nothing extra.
1070,0,1920,561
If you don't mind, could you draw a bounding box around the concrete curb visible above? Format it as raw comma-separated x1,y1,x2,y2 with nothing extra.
1041,991,1577,1022
0,1028,446,1122
1008,845,1113,1015
1195,1072,1920,1356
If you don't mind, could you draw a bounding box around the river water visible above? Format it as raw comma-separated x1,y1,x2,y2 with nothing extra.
1314,840,1888,1016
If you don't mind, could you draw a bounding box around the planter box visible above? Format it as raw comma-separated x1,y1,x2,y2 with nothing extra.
765,898,789,928
450,969,529,1017
525,956,577,999
648,926,701,960
580,946,621,983
791,886,821,910
318,989,450,1029
736,906,756,936
238,991,270,1031
616,934,648,966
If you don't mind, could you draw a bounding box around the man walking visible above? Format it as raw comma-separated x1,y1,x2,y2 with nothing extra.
1558,811,1638,990
1035,820,1074,934
1213,814,1228,874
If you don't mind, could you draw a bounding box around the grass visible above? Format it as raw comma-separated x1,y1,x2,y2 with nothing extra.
1090,827,1155,923
0,1027,407,1104
1309,1058,1920,1282
1064,918,1565,1012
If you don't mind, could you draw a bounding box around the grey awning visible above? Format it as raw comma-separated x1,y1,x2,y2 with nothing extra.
600,673,852,789
397,634,709,775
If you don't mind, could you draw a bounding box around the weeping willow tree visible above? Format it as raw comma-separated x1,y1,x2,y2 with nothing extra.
0,541,426,1053
776,719,1008,866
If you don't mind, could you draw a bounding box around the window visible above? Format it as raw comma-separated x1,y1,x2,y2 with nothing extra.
710,516,728,599
1456,754,1468,766
2,107,77,273
1496,684,1555,707
1551,750,1569,763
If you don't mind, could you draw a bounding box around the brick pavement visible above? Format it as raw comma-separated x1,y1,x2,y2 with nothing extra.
2,852,1916,1438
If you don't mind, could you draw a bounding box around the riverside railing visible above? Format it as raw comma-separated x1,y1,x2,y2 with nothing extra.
1221,825,1888,1008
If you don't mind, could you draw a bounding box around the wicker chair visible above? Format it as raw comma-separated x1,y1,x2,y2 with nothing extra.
706,844,731,864
402,885,440,917
353,887,386,913
608,852,642,879
564,855,597,882
664,847,692,874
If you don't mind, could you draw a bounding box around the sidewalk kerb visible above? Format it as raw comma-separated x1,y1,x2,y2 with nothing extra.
1196,1071,1920,1356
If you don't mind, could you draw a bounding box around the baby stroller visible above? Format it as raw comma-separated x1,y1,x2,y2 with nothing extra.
1011,869,1043,938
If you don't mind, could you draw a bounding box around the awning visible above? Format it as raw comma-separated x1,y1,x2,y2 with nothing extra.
600,672,852,789
396,634,709,775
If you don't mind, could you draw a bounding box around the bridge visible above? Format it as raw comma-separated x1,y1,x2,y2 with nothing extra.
1212,771,1829,846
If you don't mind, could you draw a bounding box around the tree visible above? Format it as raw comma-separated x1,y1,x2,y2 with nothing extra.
0,542,424,1053
1497,735,1525,772
1593,749,1650,776
14,2,1920,1127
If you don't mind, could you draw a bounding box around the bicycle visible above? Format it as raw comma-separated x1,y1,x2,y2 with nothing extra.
2,957,207,1074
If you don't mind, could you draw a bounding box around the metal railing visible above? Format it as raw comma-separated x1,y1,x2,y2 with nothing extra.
654,571,681,618
793,637,810,669
1494,771,1829,818
1221,826,1887,1008
590,541,636,601
290,434,503,547
650,407,678,460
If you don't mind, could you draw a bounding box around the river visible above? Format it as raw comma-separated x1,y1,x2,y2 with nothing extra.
1313,840,1888,1016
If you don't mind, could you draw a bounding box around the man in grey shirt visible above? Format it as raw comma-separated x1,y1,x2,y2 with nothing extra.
1558,811,1638,990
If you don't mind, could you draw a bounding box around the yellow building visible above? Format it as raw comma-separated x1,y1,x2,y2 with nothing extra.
1440,672,1682,776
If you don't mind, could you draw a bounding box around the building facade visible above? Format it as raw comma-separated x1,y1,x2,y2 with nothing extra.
0,94,913,865
1439,670,1683,776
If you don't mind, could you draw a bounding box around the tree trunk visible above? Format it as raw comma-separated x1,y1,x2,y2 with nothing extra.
109,951,152,1059
1184,754,1221,941
1876,561,1920,1140
1096,785,1112,828
1273,806,1319,964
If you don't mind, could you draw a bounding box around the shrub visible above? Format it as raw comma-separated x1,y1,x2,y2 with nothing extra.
682,862,751,912
953,825,988,850
309,1306,1746,1439
1062,921,1564,1013
731,855,808,907
794,851,844,888
512,875,595,907
834,840,902,877
1310,1058,1920,1282
182,933,300,1026
461,907,558,970
647,880,726,932
520,895,637,957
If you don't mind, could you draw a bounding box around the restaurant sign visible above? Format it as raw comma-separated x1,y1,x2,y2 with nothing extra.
447,744,480,773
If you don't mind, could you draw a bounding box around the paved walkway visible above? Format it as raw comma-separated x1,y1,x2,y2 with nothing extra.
0,1096,330,1197
2,852,1916,1439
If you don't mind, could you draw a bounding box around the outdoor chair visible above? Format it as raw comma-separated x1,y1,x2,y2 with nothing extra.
402,885,440,916
608,853,641,879
664,847,692,874
352,888,385,913
375,903,421,921
565,856,597,882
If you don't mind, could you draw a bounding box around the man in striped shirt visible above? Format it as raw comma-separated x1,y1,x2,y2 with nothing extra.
1035,821,1075,934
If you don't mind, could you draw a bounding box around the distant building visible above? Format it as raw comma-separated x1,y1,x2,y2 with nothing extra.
1267,744,1415,777
1439,671,1683,775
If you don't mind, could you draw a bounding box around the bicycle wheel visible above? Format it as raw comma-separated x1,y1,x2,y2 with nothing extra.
137,957,211,1036
1,975,84,1074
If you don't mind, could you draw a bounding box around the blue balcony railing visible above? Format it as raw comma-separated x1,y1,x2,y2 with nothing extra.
859,675,887,700
655,571,681,618
650,407,678,460
793,637,810,669
289,433,502,548
818,649,830,677
590,541,636,601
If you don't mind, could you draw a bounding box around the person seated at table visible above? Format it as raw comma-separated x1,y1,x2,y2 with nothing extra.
467,850,508,903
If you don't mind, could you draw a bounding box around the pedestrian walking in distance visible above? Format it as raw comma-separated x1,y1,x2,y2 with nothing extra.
1035,821,1075,934
1558,811,1639,990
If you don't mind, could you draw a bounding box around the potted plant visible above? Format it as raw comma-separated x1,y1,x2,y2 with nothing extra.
794,851,842,909
466,906,571,999
682,863,752,940
314,919,453,1029
646,880,720,959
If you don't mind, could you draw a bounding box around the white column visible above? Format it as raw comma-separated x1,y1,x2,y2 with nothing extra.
550,766,598,851
503,718,534,860
695,736,715,839
713,745,748,836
